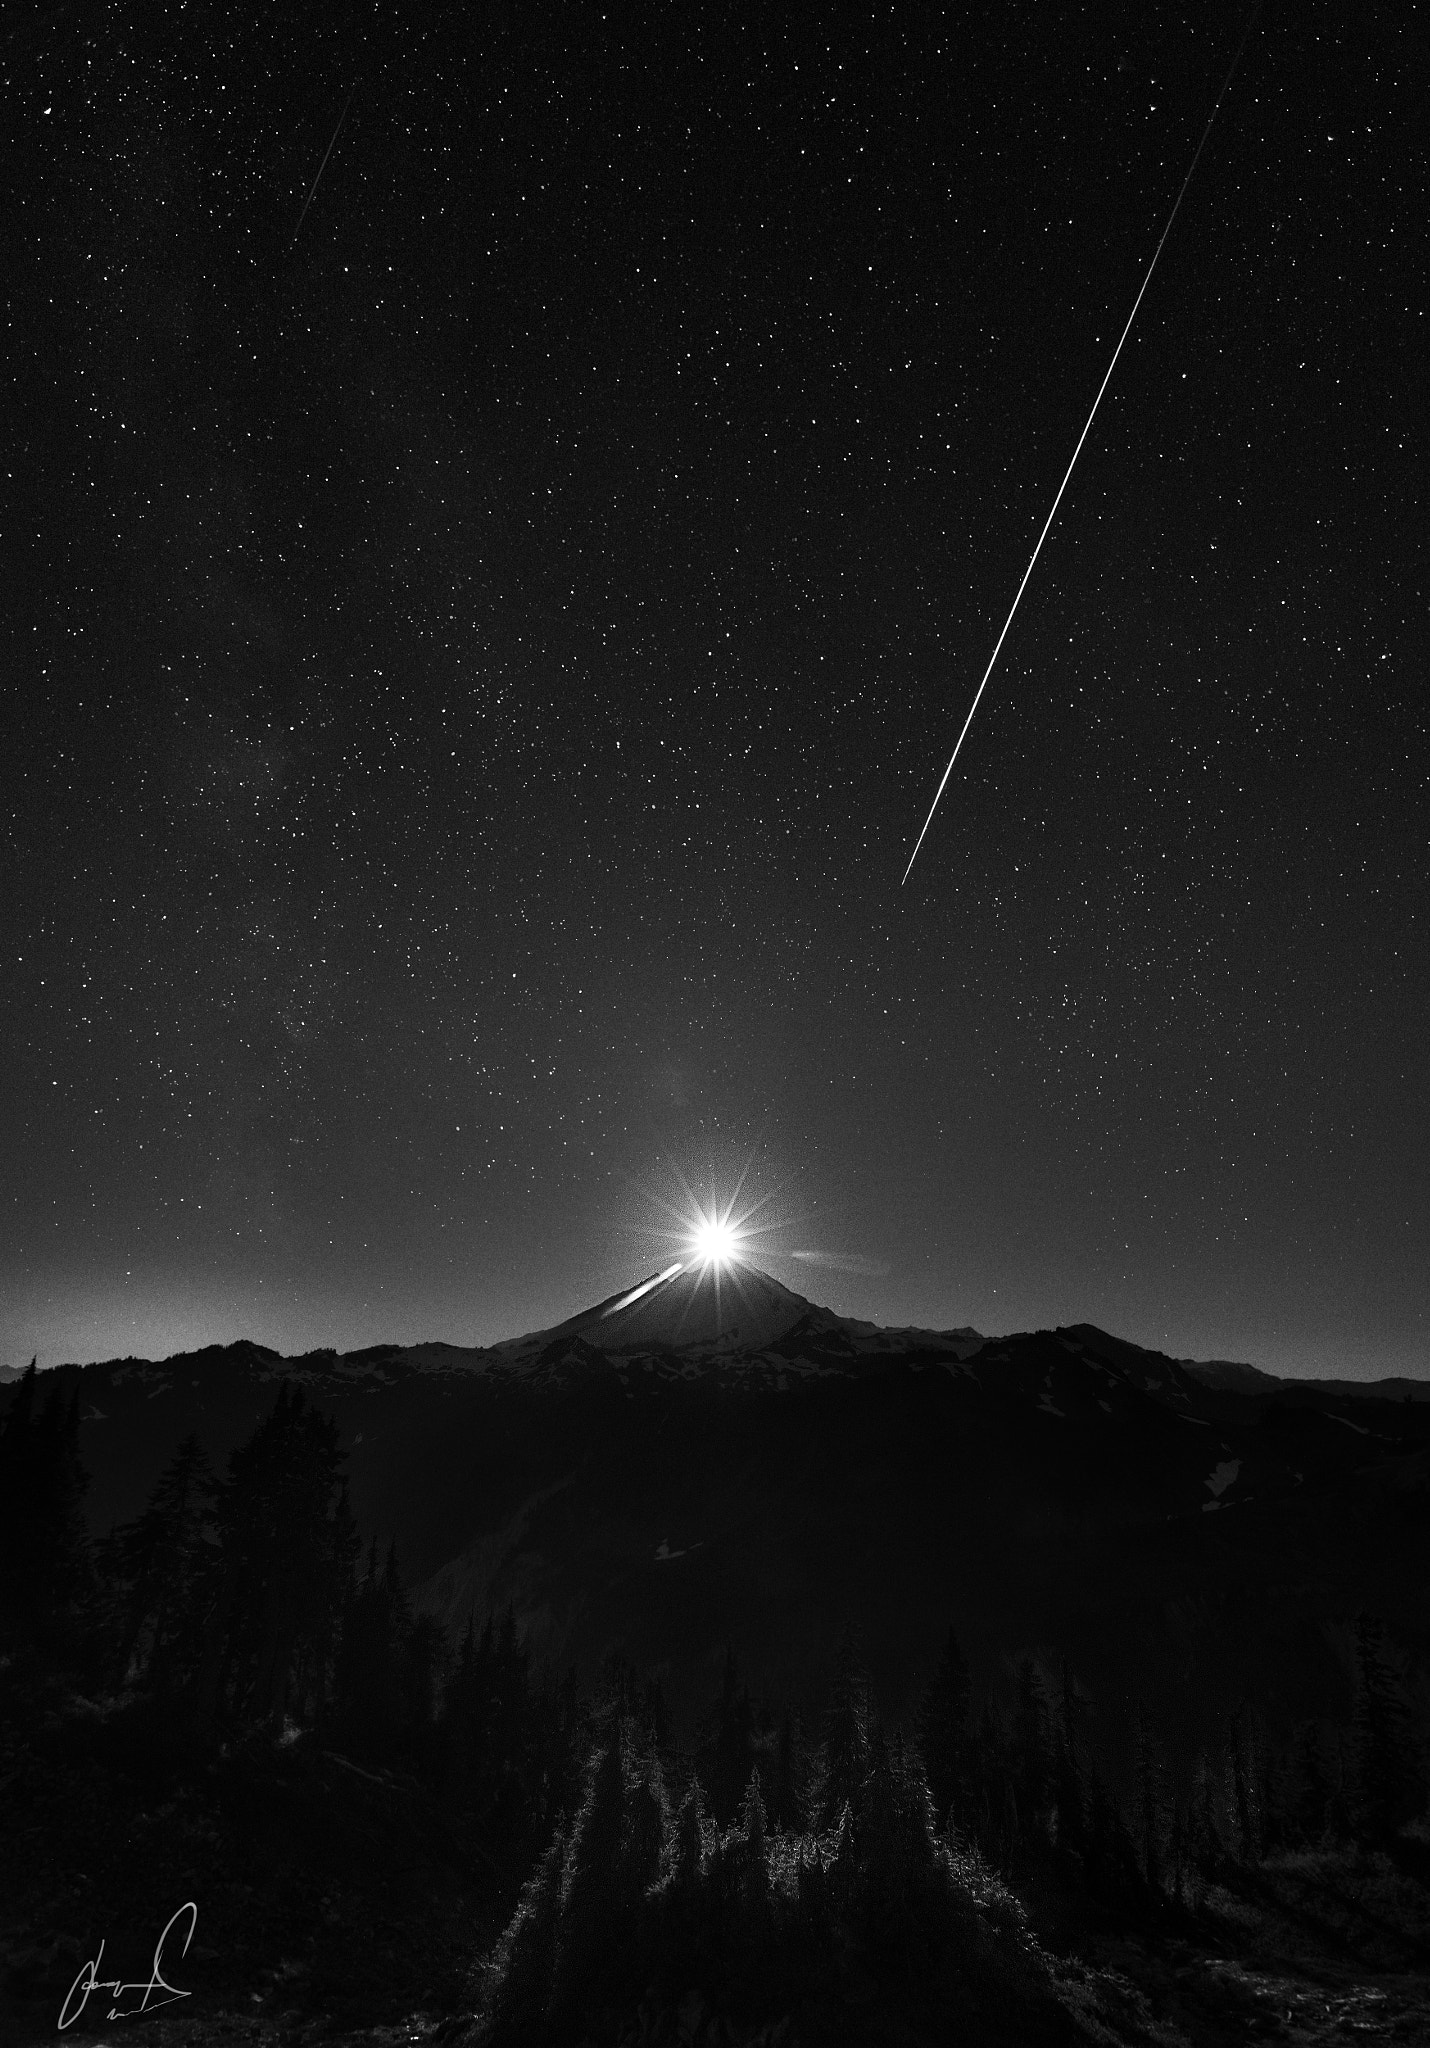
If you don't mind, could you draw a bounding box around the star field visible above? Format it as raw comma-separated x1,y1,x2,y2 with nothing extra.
2,2,1425,1376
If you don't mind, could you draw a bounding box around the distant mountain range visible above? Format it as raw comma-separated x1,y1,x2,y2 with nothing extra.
5,1281,1422,1395
5,1269,1427,1757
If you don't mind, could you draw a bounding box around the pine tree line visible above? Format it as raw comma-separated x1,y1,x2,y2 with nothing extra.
2,1364,1424,1912
471,1621,1429,2040
909,1629,1426,1912
0,1371,586,1870
477,1700,1056,2048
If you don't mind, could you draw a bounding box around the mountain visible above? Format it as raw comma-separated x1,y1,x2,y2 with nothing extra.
4,1272,1427,1756
492,1257,986,1367
1181,1354,1430,1402
1181,1356,1287,1394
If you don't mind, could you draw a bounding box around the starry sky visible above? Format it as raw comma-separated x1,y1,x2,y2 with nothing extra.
3,2,1425,1379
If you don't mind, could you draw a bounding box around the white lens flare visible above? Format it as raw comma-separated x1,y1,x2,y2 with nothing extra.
620,1148,785,1296
690,1209,742,1269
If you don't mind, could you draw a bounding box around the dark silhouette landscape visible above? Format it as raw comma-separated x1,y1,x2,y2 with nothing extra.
2,1270,1427,2045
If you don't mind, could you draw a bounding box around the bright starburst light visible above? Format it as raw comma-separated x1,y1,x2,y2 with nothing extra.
690,1209,742,1269
616,1146,791,1292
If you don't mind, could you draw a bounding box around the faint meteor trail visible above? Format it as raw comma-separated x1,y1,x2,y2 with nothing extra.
293,84,357,244
902,7,1260,885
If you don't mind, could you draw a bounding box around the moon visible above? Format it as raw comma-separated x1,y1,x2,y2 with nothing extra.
690,1210,743,1269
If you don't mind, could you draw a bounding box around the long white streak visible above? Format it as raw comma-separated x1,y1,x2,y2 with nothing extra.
294,84,357,244
602,1263,684,1316
902,6,1260,886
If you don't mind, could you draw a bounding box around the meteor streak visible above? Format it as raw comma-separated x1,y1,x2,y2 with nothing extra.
293,84,357,244
902,7,1260,885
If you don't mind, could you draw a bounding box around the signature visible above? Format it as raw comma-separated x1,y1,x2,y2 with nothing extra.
57,1902,197,2029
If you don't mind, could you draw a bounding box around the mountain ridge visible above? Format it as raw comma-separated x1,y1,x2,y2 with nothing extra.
4,1273,1424,1391
3,1277,1427,1750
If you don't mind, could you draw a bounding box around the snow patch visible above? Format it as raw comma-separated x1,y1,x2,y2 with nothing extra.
1202,1459,1241,1509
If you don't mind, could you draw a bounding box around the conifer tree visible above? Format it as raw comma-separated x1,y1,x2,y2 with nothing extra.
0,1364,91,1655
114,1432,217,1692
333,1537,406,1752
1351,1612,1422,1844
1054,1658,1087,1858
820,1627,872,1827
1188,1750,1225,1877
549,1721,662,2023
770,1703,815,1833
703,1646,756,1824
1085,1763,1142,1904
1010,1657,1052,1844
200,1384,354,1726
966,1704,1002,1859
1287,1721,1332,1845
914,1625,971,1834
1169,1797,1189,1908
1229,1702,1263,1865
484,1821,566,2040
1326,1728,1354,1843
998,1777,1020,1868
1259,1723,1291,1854
670,1775,709,1893
741,1765,770,1908
1133,1699,1166,1895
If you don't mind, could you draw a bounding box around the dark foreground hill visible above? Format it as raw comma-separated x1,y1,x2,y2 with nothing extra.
2,1272,1427,2045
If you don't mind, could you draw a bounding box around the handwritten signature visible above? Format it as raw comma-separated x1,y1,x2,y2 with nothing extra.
57,1902,197,2029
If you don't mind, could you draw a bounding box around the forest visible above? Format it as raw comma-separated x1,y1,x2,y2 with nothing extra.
2,1366,1426,2045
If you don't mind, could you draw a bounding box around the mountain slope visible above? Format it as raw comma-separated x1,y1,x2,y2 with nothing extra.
4,1277,1427,1755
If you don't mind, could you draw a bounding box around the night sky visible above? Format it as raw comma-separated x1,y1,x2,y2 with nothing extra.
4,3,1425,1379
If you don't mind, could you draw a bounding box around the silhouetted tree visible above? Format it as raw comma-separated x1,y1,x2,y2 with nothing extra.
769,1702,816,1833
113,1432,217,1693
1287,1720,1333,1846
548,1719,666,2026
439,1600,573,1861
1169,1796,1189,1907
1085,1763,1143,1905
0,1364,91,1656
1229,1701,1263,1864
1351,1612,1422,1843
1133,1699,1167,1894
332,1535,443,1757
198,1384,355,1725
334,1537,398,1742
483,1818,567,2041
596,1649,670,1753
741,1766,770,1902
1010,1657,1053,1850
700,1645,757,1825
855,1726,947,1974
1187,1749,1226,1879
914,1625,971,1834
965,1704,1002,1858
1054,1658,1087,1859
820,1627,873,1826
